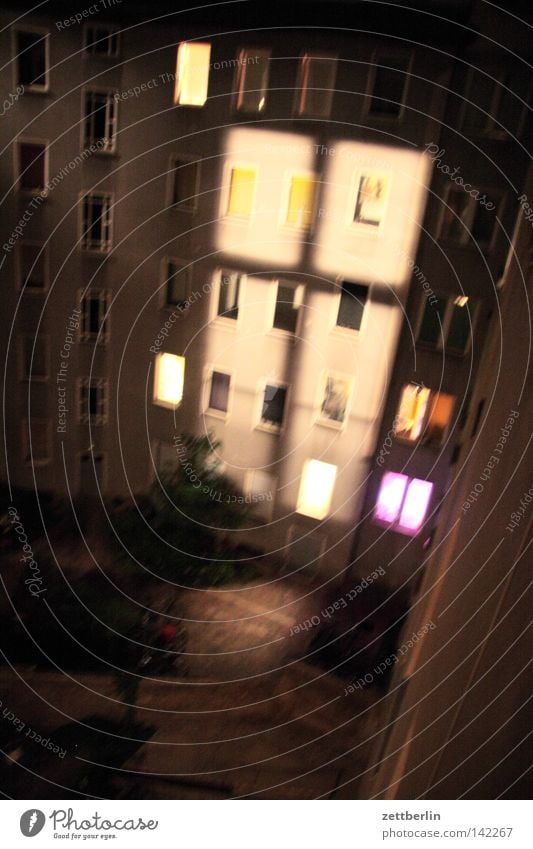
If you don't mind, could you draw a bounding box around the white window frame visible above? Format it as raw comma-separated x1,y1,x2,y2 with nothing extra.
83,24,120,58
79,191,113,252
78,377,108,425
210,267,245,326
19,334,50,382
349,170,391,232
79,288,111,343
269,279,305,339
415,295,477,356
21,417,52,466
234,47,271,114
167,154,201,212
315,369,354,431
255,379,290,434
281,170,318,232
160,257,194,309
294,52,337,118
203,366,233,420
16,241,49,292
364,49,413,121
12,26,50,93
221,162,258,220
81,87,118,153
174,41,211,107
15,137,49,195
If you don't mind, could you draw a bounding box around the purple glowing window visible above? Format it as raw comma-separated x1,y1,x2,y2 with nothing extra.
374,472,433,536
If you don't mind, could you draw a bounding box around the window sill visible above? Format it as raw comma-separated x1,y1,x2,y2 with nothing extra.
267,328,298,343
255,422,282,436
204,408,228,421
315,416,346,431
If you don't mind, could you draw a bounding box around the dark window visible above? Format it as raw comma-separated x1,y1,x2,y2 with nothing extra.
165,261,190,307
447,303,471,354
20,243,46,289
470,399,486,438
16,30,47,88
439,188,472,242
471,201,498,247
18,142,46,191
22,336,47,379
170,158,199,210
208,372,230,413
217,271,241,319
81,194,112,251
336,282,368,331
417,297,446,347
84,26,119,57
273,283,302,333
81,291,109,341
369,53,410,117
261,385,287,428
84,91,117,151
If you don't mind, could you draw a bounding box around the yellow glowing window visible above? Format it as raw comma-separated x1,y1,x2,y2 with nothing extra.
153,353,185,409
174,42,211,106
395,384,431,441
296,459,337,520
227,167,256,217
286,175,316,229
426,392,455,444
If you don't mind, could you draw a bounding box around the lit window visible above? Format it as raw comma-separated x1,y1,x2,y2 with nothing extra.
227,166,256,217
353,173,389,227
153,353,185,409
15,29,48,90
84,25,119,57
21,335,48,380
235,48,270,113
417,296,474,355
19,242,47,290
80,193,113,252
83,90,118,152
336,281,368,331
439,186,498,248
296,54,337,117
217,270,242,320
273,281,304,334
78,378,108,425
286,175,317,229
207,371,231,414
244,469,275,521
297,459,337,521
17,141,47,192
395,384,455,446
169,157,200,211
368,52,410,118
163,259,192,308
374,472,433,535
461,69,529,138
260,384,287,430
174,42,211,106
320,374,352,426
80,289,110,343
22,418,51,465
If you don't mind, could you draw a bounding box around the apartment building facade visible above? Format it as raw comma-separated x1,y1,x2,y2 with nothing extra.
1,1,529,584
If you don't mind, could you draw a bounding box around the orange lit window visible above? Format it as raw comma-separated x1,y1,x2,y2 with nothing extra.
395,383,454,445
174,42,211,106
227,167,256,217
286,174,316,229
153,353,185,409
296,459,337,520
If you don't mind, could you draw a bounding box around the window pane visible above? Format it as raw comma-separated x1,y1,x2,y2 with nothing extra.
273,284,301,333
165,262,189,306
19,143,45,190
217,271,240,319
286,175,316,229
23,337,47,378
208,371,230,412
236,49,270,112
426,393,454,444
374,472,408,524
227,167,255,217
16,31,47,87
369,54,409,116
21,243,45,288
261,385,287,428
84,91,116,151
175,42,211,106
354,174,388,226
23,418,50,462
336,282,367,331
398,478,433,534
395,384,431,441
446,303,471,354
171,159,199,209
297,459,337,520
321,375,351,424
471,201,497,247
439,188,473,242
298,55,337,117
417,297,446,347
153,353,185,408
85,26,119,57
